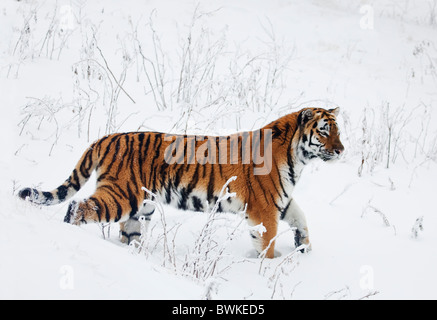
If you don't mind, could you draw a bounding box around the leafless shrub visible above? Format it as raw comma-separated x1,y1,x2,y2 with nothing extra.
130,177,247,288
38,2,75,60
132,9,171,112
137,187,179,270
130,7,295,134
356,102,436,176
361,199,396,235
411,216,424,239
18,96,64,156
7,4,39,78
180,176,246,282
72,25,135,138
266,245,305,299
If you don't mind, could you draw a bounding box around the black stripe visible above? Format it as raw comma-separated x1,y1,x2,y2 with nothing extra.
42,191,54,204
97,135,122,182
57,185,68,202
280,200,292,220
274,160,288,198
122,231,142,239
18,188,35,200
128,135,140,194
95,135,110,158
142,210,155,217
70,169,81,191
308,130,321,148
174,164,184,189
80,148,93,178
281,123,291,145
164,180,172,204
192,196,203,212
115,135,131,179
179,187,189,210
97,134,121,169
102,187,124,222
215,137,221,166
287,148,296,185
214,196,223,212
301,146,316,159
137,133,146,183
121,231,142,244
207,165,215,204
246,164,256,196
148,134,163,190
159,162,171,203
126,183,138,217
186,163,200,197
99,185,123,200
172,135,183,160
127,232,142,237
84,147,94,176
113,183,129,199
227,184,233,204
89,196,102,222
104,202,111,222
268,173,281,201
114,201,123,222
272,125,282,139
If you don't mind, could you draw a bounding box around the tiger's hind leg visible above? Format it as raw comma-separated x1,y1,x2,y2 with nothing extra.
120,203,155,245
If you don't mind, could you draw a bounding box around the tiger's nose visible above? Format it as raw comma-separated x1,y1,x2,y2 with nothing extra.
334,145,344,155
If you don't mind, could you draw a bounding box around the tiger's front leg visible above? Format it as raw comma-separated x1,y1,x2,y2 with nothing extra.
120,203,155,245
280,198,311,253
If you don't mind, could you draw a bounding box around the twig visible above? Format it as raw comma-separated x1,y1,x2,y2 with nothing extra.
358,290,380,300
330,183,355,205
93,33,136,104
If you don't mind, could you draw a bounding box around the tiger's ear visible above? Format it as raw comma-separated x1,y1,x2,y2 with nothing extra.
298,109,313,126
328,107,340,116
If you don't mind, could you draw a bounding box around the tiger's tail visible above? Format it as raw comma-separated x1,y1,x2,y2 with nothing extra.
18,143,97,206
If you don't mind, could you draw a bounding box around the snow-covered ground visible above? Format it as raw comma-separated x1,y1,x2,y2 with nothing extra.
1,0,436,299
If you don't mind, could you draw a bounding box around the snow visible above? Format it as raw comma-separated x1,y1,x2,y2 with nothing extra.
1,0,437,299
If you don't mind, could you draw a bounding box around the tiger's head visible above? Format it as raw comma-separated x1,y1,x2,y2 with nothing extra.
296,107,344,163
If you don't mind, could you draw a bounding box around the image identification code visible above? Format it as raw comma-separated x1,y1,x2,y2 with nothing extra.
172,304,265,317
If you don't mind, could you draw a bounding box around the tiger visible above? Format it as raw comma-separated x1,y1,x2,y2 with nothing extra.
18,107,344,258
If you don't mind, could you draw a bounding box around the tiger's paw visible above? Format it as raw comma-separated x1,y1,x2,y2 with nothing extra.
120,231,141,245
294,229,311,253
